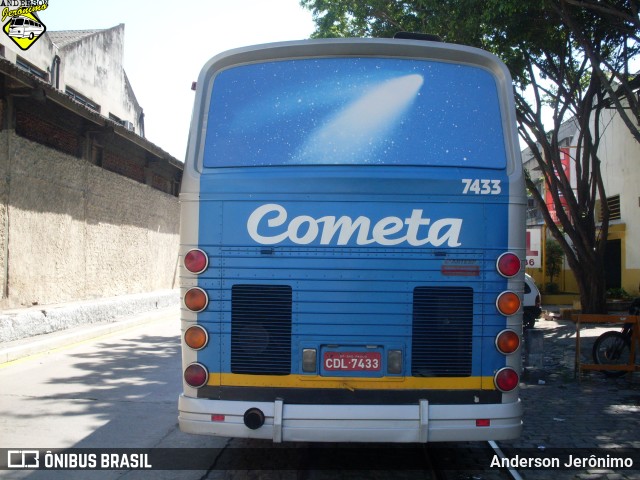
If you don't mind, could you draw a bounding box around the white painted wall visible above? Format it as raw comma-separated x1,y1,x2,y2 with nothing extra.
598,106,640,271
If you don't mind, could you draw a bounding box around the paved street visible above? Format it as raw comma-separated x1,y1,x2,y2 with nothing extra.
0,307,227,479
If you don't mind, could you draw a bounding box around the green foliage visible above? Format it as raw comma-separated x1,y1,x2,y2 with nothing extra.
545,239,564,285
606,287,631,299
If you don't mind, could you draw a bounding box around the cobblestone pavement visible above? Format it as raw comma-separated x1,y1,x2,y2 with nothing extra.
498,311,640,480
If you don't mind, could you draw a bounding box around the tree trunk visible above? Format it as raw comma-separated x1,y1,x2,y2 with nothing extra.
568,250,608,313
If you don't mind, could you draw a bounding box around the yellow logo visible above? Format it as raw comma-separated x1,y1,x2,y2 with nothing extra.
2,3,48,51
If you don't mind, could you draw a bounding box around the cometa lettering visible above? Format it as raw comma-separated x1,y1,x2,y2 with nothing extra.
247,203,463,247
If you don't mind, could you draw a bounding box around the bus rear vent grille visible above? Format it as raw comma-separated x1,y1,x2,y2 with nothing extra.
231,284,292,375
411,286,473,377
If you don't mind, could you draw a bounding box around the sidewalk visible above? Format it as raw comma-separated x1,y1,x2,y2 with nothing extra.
502,309,640,479
0,290,179,363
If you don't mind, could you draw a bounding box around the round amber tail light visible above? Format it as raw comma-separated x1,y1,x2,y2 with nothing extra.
184,325,208,350
184,287,208,312
495,329,520,354
496,291,521,316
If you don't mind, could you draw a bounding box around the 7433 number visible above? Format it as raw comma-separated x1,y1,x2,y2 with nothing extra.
461,179,501,195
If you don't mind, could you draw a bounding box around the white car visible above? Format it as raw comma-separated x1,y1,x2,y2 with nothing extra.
523,274,542,329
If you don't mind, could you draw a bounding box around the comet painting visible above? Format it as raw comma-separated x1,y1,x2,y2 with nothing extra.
204,57,506,169
295,74,424,164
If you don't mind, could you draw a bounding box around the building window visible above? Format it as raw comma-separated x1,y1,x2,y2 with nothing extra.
16,57,48,81
109,113,123,124
607,195,621,221
109,113,135,132
66,87,100,113
597,194,621,222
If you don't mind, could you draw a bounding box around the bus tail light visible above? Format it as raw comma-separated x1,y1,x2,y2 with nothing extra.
494,367,519,392
496,291,520,316
495,329,520,354
185,325,208,350
496,252,521,278
184,249,208,274
184,287,208,312
184,363,208,388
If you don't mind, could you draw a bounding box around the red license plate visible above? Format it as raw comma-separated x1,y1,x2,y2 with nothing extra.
323,351,381,371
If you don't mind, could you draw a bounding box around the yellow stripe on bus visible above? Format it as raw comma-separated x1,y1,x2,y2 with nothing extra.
213,374,496,390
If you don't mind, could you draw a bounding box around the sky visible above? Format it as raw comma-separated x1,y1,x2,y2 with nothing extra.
41,0,317,160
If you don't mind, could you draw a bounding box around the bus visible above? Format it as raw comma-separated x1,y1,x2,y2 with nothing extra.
178,37,525,443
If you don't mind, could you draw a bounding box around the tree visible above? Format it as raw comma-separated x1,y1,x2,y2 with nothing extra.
300,0,640,312
545,239,564,288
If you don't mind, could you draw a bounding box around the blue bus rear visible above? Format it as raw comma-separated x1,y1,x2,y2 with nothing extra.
179,38,525,443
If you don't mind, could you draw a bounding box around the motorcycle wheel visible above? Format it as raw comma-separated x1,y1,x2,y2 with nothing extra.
592,331,631,377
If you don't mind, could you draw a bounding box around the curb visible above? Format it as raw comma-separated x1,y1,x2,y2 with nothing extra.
0,290,180,364
0,305,179,364
0,290,179,343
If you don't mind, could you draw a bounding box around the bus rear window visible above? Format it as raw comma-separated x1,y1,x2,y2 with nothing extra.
204,57,507,168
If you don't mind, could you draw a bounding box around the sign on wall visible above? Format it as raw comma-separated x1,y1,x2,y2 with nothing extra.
526,228,541,268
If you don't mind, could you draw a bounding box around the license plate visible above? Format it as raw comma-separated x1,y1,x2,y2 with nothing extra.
323,351,381,371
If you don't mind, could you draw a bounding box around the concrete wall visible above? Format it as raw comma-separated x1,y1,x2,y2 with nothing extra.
0,131,179,309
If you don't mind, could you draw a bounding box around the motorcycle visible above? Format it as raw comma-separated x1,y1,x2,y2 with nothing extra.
591,297,640,377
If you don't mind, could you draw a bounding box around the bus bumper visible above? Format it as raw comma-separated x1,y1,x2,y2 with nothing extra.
178,395,522,443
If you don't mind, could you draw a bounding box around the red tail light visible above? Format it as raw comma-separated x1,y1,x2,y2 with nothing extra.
184,363,208,388
494,367,519,392
184,249,208,274
496,252,521,278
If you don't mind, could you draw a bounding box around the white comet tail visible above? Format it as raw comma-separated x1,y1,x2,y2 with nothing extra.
297,74,424,163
